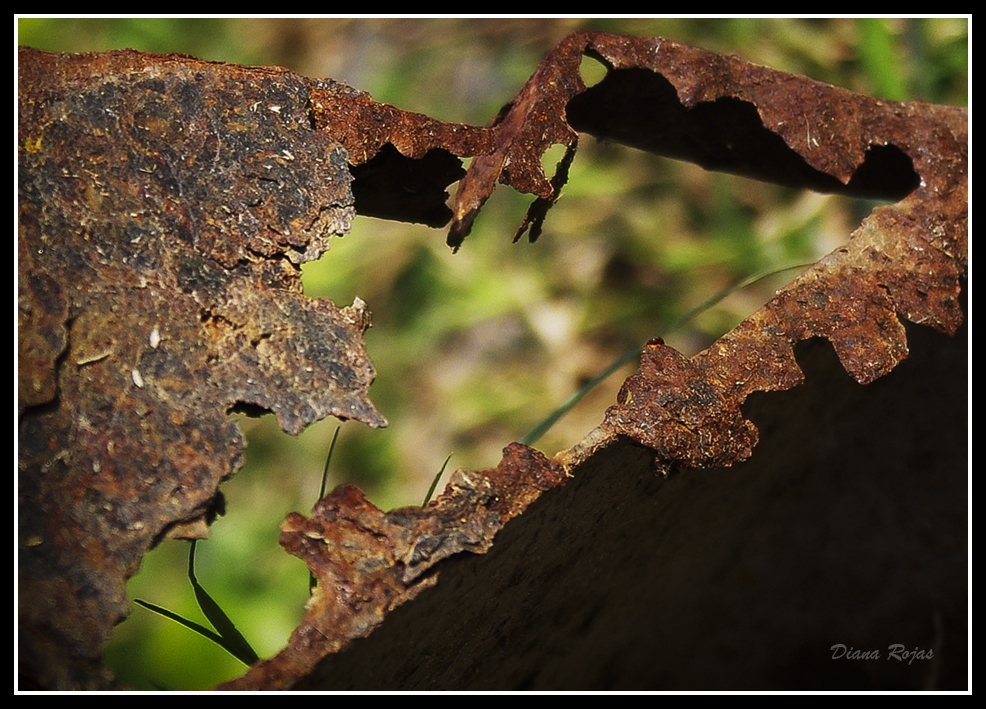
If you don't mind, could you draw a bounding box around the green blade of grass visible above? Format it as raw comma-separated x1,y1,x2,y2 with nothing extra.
422,453,453,507
187,540,259,666
133,598,227,648
311,426,341,593
318,426,341,502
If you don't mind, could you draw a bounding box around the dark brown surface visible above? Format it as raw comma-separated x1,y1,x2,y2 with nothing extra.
290,315,967,690
18,33,966,690
234,32,967,690
228,444,565,690
449,32,966,251
17,48,387,689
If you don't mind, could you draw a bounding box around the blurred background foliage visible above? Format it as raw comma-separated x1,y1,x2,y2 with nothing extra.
18,18,968,689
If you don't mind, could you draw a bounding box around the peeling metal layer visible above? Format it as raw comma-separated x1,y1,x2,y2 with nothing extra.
223,444,564,691
444,29,965,465
602,184,965,464
448,31,965,249
225,32,963,690
18,46,517,689
17,48,396,689
288,319,967,690
309,79,493,226
16,30,966,690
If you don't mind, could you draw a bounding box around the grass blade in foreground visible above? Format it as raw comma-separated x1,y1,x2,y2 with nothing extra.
422,453,454,507
311,426,341,593
133,599,226,648
187,540,259,666
133,540,258,667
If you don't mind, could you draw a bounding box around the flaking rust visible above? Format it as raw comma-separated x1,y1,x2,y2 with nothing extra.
17,46,491,689
447,30,965,469
229,31,964,690
224,444,564,690
17,28,965,690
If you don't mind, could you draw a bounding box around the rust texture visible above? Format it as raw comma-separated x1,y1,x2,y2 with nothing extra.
445,31,965,467
606,339,759,468
308,80,494,227
230,32,963,690
287,320,966,690
223,443,564,691
17,29,966,690
449,31,966,249
603,173,964,463
16,47,494,689
603,186,965,464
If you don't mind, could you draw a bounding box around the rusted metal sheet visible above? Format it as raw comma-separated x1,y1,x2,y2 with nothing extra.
445,30,965,468
17,47,485,689
232,32,964,690
449,32,966,251
227,443,564,690
17,28,966,689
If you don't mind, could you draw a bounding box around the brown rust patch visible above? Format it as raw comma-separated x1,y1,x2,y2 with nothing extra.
17,47,387,689
17,29,966,689
224,443,563,690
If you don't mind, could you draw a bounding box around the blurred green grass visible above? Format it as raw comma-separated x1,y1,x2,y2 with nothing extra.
18,18,967,689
